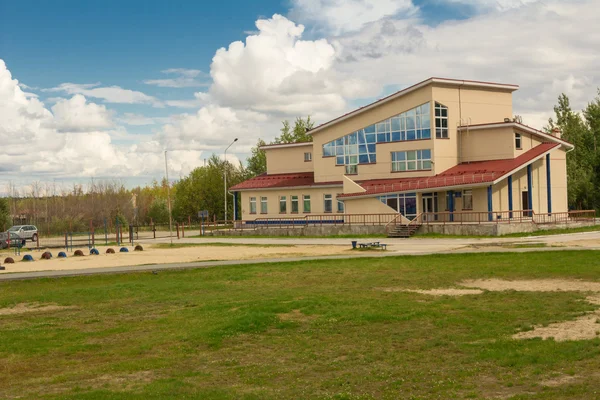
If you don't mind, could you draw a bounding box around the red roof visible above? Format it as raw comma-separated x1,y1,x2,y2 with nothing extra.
339,143,559,198
230,172,341,191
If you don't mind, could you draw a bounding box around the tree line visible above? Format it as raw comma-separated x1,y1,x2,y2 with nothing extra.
0,117,313,235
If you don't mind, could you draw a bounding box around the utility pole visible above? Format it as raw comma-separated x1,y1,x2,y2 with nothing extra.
223,138,238,222
165,151,173,245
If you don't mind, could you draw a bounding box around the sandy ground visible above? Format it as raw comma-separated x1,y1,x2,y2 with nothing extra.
0,244,350,274
383,279,600,341
0,303,75,315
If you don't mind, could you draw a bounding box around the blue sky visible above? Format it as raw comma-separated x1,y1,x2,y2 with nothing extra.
0,0,598,194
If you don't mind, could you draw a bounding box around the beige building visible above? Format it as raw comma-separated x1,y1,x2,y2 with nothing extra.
231,78,573,225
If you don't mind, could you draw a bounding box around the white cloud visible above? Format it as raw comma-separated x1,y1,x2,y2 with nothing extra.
333,0,600,128
445,0,540,11
165,92,211,109
117,113,173,126
207,14,376,121
51,94,114,132
43,82,163,107
144,68,210,88
290,0,416,35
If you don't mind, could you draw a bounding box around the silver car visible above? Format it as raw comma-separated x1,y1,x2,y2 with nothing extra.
8,225,38,242
0,232,26,249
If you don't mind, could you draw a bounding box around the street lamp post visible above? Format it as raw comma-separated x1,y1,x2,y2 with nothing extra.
224,138,238,222
164,150,173,245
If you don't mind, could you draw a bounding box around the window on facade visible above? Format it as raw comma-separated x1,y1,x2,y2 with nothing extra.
291,195,299,213
337,199,344,213
345,164,358,175
515,133,522,149
378,193,417,219
322,102,432,168
435,102,448,139
304,152,312,162
303,195,311,213
324,194,333,213
279,196,287,213
462,189,473,210
249,197,257,214
260,197,268,214
391,149,432,172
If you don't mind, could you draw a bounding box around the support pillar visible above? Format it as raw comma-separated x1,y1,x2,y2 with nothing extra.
527,164,533,216
448,190,454,222
487,185,493,221
508,175,513,219
233,192,239,221
546,154,552,214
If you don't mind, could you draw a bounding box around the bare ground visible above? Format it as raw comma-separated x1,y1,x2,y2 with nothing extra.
0,302,75,316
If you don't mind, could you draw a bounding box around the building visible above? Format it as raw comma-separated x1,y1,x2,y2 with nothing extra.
230,78,572,226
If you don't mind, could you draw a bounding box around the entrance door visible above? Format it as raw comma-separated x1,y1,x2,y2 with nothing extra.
522,191,529,216
422,196,434,221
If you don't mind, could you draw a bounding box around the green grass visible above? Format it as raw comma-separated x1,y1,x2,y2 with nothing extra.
152,242,289,249
2,252,600,399
414,224,600,239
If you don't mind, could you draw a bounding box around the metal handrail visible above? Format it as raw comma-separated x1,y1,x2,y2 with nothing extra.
365,172,498,194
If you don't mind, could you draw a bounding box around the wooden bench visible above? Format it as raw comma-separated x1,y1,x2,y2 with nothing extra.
358,242,387,250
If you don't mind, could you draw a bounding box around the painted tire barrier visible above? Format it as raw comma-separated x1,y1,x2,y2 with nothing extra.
58,252,67,258
4,257,15,264
134,245,143,252
120,247,129,253
90,248,100,255
74,250,84,257
22,255,34,262
41,252,52,260
106,248,115,254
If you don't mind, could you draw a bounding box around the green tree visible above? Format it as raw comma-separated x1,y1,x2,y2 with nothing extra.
0,198,10,230
246,116,314,177
146,198,169,224
548,93,595,210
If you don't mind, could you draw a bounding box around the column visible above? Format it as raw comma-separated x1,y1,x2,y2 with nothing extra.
233,192,239,221
527,164,533,216
487,185,493,221
448,190,454,222
546,154,552,214
508,175,513,219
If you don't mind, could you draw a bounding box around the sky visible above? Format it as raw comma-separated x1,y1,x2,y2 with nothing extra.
0,0,599,195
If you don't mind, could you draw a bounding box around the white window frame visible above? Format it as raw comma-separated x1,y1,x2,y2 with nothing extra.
279,196,287,214
303,195,311,213
291,195,299,213
435,102,448,139
324,194,333,213
304,152,312,162
515,133,522,149
260,196,268,214
391,150,432,172
462,189,473,210
337,199,345,213
249,197,257,214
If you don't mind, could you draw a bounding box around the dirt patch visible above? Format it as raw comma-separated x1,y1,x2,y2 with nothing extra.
541,374,579,387
460,279,600,292
514,314,600,341
0,302,75,316
380,288,484,296
277,309,315,323
87,370,155,389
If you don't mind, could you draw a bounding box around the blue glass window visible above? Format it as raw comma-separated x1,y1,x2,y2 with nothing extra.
391,149,431,172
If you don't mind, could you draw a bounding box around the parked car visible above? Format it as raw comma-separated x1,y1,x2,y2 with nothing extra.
0,231,26,249
8,225,38,242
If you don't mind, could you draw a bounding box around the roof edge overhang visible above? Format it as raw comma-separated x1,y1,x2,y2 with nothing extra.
308,77,519,136
232,183,343,192
338,182,492,200
259,142,314,150
458,122,574,149
491,144,559,185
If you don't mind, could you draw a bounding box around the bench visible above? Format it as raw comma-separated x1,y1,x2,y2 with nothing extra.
358,242,387,250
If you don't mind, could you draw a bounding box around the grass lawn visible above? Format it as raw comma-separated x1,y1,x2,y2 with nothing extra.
414,224,600,239
2,252,600,399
